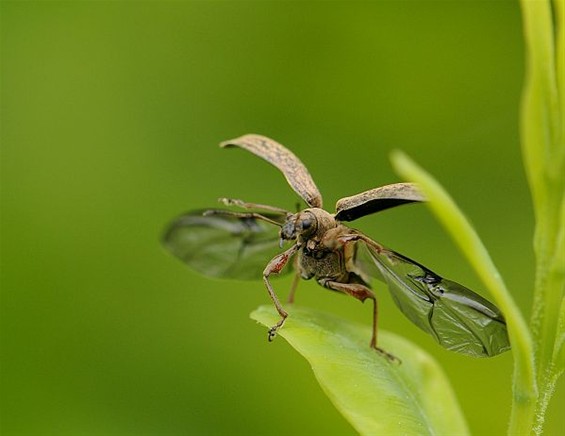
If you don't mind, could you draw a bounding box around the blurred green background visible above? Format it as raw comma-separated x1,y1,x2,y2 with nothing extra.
2,1,563,435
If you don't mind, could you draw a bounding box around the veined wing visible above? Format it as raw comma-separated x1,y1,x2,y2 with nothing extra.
162,210,288,280
353,240,386,284
363,242,510,357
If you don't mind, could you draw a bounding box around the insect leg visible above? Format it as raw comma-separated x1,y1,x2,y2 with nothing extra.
322,280,398,362
263,244,299,341
287,256,301,304
334,232,384,252
203,209,283,227
219,198,291,215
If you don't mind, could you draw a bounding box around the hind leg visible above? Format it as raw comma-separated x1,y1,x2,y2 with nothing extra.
321,279,398,362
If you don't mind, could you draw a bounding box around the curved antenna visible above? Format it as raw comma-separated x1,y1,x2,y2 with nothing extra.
220,134,323,208
334,182,425,222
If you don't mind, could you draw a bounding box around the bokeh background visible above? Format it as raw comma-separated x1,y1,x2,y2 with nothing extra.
2,1,563,435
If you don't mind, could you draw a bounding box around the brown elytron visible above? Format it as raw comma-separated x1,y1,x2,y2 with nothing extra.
163,134,511,359
220,135,323,208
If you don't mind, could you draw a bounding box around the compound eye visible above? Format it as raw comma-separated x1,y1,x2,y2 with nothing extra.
297,212,317,235
301,218,313,230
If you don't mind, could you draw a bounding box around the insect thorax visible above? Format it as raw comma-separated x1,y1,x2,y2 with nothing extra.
283,208,349,282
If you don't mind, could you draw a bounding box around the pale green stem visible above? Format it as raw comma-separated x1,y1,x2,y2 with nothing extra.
520,0,564,377
520,1,565,433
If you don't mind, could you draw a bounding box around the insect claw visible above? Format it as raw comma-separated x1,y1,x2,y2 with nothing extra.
267,316,287,342
375,347,401,364
268,327,278,342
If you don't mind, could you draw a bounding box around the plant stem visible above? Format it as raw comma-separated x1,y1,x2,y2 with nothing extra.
519,0,564,433
509,392,538,436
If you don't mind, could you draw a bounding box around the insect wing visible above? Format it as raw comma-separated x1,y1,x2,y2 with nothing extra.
335,182,424,222
162,210,288,280
353,240,386,284
220,134,323,208
364,243,510,357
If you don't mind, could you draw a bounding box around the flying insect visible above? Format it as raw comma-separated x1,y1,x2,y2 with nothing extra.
162,134,511,359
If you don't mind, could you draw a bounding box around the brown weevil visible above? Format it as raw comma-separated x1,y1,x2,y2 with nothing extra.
163,134,510,359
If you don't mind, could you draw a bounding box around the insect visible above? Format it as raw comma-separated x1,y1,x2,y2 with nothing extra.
162,134,511,359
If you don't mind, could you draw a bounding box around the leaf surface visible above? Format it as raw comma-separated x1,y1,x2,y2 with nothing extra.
250,305,469,436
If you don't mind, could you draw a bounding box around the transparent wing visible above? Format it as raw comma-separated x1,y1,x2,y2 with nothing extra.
353,240,386,283
162,210,289,280
362,241,510,357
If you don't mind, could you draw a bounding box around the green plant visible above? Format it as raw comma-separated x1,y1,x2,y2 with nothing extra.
252,1,563,434
517,0,564,433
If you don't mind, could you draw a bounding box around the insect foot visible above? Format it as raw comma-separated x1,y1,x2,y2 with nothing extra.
267,317,287,342
268,326,278,342
375,347,401,364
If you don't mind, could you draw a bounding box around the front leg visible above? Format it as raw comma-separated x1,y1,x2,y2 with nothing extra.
263,244,299,342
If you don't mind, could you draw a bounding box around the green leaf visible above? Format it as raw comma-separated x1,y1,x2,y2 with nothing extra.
250,305,469,436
